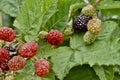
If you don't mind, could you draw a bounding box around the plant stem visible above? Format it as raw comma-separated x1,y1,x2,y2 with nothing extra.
34,56,38,60
83,0,90,4
0,12,2,27
93,0,101,6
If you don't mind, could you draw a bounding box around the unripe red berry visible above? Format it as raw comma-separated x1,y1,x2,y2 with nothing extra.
0,27,16,42
34,58,50,77
8,56,25,71
0,48,9,63
19,41,39,58
46,30,64,45
0,60,9,71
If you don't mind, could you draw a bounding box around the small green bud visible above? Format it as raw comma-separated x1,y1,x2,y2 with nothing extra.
38,31,48,41
64,27,74,36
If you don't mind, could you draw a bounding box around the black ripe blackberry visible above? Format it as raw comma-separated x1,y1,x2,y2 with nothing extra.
73,13,92,32
4,46,16,52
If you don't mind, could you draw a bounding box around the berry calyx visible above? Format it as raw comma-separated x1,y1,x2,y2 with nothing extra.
83,31,96,44
73,13,92,32
34,58,50,77
8,56,25,71
0,27,16,42
0,48,9,63
18,41,39,58
81,4,95,16
87,17,102,35
46,30,64,45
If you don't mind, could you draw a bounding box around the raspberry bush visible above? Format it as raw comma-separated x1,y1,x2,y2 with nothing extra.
0,0,120,80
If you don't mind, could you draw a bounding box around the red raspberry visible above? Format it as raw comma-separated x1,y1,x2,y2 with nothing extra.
34,58,50,77
18,41,39,58
0,27,16,42
0,48,9,63
0,60,9,71
46,30,64,45
8,56,25,71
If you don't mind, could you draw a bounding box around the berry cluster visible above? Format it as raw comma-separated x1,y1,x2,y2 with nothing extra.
0,26,65,78
0,1,102,79
0,26,52,77
71,3,102,44
0,41,50,77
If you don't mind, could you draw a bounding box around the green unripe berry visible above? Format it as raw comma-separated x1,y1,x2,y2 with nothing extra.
83,31,96,44
81,4,95,16
87,17,102,35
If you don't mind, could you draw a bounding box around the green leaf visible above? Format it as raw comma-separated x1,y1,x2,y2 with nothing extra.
97,0,120,10
101,9,120,21
40,69,55,80
2,13,15,27
114,73,120,80
114,66,120,75
96,0,120,21
0,0,24,17
15,60,40,80
0,12,2,26
36,41,56,59
51,21,120,80
93,66,114,80
64,65,99,80
13,0,58,41
51,47,74,80
45,0,84,32
67,2,85,22
70,21,118,49
70,21,120,66
41,0,58,30
15,60,55,80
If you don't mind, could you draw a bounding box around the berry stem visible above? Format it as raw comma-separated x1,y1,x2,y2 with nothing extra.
34,56,38,60
31,56,39,62
30,58,35,62
0,12,2,27
5,71,15,80
93,0,101,7
51,45,56,49
83,0,90,4
92,13,98,18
